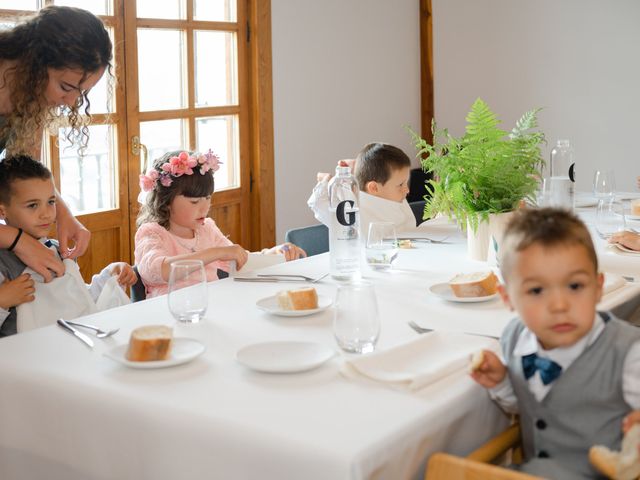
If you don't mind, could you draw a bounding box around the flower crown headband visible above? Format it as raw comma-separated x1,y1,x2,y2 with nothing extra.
139,149,222,193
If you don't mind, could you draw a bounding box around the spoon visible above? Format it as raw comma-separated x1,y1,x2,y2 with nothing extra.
62,319,120,338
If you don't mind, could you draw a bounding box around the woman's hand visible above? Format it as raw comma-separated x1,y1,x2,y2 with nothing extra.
265,243,307,261
0,274,35,309
12,230,64,282
109,263,137,288
469,350,507,388
609,231,640,251
56,197,91,259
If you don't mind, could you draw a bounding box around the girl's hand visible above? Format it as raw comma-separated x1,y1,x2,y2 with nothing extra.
608,231,640,251
469,350,507,388
12,231,64,282
109,263,137,288
0,274,35,309
57,209,91,259
622,410,640,434
218,245,249,270
266,243,307,261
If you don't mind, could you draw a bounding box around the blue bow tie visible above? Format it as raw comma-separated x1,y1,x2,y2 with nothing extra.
521,353,562,385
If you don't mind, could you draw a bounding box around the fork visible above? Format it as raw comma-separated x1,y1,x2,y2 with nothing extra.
408,320,498,339
63,320,120,338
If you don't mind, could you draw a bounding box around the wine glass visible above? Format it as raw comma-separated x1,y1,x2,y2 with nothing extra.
595,199,626,239
593,170,616,200
168,260,208,323
333,281,380,354
365,222,399,270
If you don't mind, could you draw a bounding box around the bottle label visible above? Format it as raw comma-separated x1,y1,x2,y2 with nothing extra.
336,200,357,227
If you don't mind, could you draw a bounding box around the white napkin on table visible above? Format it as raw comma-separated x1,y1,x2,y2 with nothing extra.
341,332,498,392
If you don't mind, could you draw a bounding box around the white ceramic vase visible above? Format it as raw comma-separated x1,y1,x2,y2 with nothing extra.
466,211,515,263
487,211,515,267
466,218,491,261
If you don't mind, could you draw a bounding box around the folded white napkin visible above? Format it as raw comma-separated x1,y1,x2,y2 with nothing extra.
341,332,498,392
235,252,285,275
602,273,627,296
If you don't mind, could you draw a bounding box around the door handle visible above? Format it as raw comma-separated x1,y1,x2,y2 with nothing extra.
131,135,149,173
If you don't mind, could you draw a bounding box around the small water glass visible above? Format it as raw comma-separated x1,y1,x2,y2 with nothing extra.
365,222,399,270
333,281,380,354
595,199,626,239
593,170,616,200
168,260,208,323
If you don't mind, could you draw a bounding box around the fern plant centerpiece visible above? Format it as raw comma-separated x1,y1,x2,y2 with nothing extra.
411,98,545,232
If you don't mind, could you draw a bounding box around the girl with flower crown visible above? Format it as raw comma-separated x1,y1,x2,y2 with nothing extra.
135,150,306,298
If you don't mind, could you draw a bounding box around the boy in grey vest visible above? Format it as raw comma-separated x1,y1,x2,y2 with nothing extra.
0,155,137,336
470,208,640,479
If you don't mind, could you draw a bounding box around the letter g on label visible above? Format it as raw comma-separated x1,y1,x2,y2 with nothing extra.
336,200,356,226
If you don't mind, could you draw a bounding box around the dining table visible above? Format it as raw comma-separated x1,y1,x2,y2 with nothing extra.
1,200,639,480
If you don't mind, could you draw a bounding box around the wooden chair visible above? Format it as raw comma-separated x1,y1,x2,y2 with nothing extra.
425,423,543,480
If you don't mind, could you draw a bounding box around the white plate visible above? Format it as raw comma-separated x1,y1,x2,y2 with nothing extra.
236,341,335,373
429,282,499,303
613,243,640,255
256,294,332,317
104,338,206,369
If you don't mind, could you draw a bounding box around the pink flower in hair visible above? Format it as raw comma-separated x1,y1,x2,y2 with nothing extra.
160,174,173,187
139,169,159,192
199,149,222,174
163,151,197,176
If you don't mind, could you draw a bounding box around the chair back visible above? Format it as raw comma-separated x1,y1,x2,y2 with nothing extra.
409,200,427,226
284,224,329,257
130,265,146,302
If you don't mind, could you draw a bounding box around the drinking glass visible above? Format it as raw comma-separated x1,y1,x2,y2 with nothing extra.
535,177,549,207
365,222,399,270
593,170,616,200
595,199,626,239
168,260,208,323
333,281,380,354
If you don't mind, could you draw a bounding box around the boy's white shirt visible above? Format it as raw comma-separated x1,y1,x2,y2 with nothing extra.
307,178,418,235
0,239,130,332
489,314,640,413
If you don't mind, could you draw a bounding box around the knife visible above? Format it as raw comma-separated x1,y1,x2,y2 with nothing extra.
57,318,94,348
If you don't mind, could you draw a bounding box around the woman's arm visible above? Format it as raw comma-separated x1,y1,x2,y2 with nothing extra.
0,224,63,281
55,191,91,259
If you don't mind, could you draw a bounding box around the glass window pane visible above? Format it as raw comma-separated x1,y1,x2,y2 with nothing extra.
194,0,236,22
138,29,185,111
58,124,117,214
0,1,36,10
53,0,111,16
85,27,114,114
140,119,187,173
137,0,184,20
195,31,237,107
196,115,238,191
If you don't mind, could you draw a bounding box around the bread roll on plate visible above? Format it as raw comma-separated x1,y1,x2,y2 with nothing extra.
277,287,318,310
126,325,173,362
449,271,498,298
590,424,640,480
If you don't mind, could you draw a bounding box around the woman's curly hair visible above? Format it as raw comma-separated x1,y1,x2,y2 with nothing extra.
0,5,112,156
137,150,215,230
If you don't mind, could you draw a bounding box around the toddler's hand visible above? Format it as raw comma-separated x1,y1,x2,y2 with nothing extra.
608,231,640,251
0,273,35,309
109,262,137,288
316,172,331,182
623,410,640,435
266,243,307,261
469,349,507,388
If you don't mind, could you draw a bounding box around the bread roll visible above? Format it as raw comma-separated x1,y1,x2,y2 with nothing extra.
469,350,485,373
276,287,318,310
449,271,498,298
126,325,173,362
632,199,640,217
589,424,640,480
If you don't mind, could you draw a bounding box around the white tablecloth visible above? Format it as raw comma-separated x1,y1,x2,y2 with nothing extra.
0,213,638,480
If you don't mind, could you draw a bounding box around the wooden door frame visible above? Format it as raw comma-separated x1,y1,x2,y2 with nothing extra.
420,0,434,144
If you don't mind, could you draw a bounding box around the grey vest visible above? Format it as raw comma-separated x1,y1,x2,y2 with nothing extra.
0,249,27,337
501,313,640,479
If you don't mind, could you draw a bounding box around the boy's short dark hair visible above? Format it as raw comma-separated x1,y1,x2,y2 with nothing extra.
354,143,411,191
500,207,598,280
0,155,52,205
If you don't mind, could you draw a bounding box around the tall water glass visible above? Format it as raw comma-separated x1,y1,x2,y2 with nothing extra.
593,170,616,200
334,282,380,354
595,199,626,239
365,222,399,270
168,260,208,323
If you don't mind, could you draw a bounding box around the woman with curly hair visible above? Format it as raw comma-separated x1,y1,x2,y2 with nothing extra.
0,5,112,281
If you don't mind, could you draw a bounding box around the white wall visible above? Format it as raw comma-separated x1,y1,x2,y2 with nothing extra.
433,0,640,193
271,0,421,242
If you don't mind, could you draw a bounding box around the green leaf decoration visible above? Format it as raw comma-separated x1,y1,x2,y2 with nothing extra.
408,99,545,232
